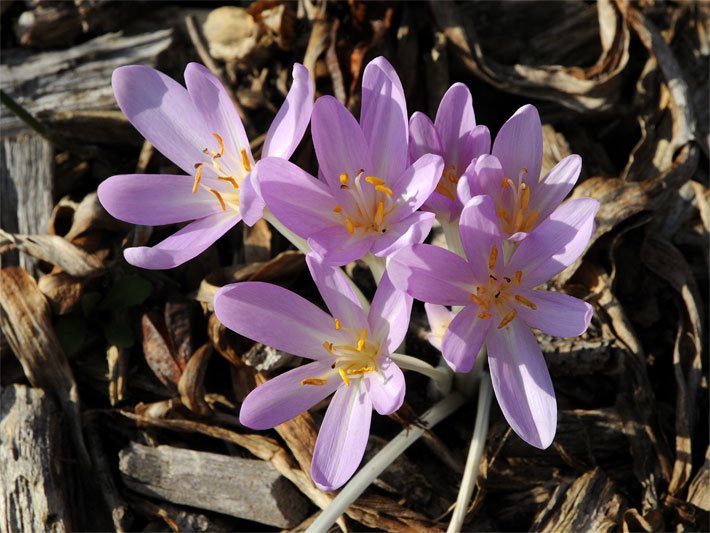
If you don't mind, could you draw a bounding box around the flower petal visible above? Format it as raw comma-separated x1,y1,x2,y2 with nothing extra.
184,63,252,172
308,226,376,266
533,154,582,221
459,195,503,281
516,289,593,337
368,271,413,353
458,125,491,172
509,197,599,287
214,281,346,360
424,303,455,351
389,244,474,306
262,63,314,159
441,305,492,372
487,319,556,449
391,154,444,216
364,357,405,415
409,111,442,163
98,174,224,225
239,166,265,226
123,210,239,269
239,360,340,430
306,254,368,332
435,83,476,171
492,104,543,182
312,95,372,194
371,211,435,258
258,157,336,238
464,154,504,200
112,65,209,175
361,56,408,181
312,382,372,491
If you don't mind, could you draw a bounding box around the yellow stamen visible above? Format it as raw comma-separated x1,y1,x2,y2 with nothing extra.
502,178,510,189
348,366,375,375
208,188,226,211
339,367,351,386
301,377,328,386
470,293,487,308
375,184,394,196
192,164,203,193
496,208,510,223
241,148,251,172
323,341,334,354
334,319,342,330
522,211,539,232
339,173,349,186
374,201,385,225
364,176,385,186
211,132,225,156
478,312,493,320
345,217,355,235
515,294,537,310
514,209,524,230
356,328,367,352
218,176,239,189
444,165,458,183
520,182,531,210
333,205,343,213
488,245,498,271
514,271,523,285
497,309,517,329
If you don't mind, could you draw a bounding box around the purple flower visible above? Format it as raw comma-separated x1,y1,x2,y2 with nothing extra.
424,303,456,351
389,195,599,448
409,83,491,222
256,57,444,266
214,254,411,491
460,105,582,240
98,63,313,269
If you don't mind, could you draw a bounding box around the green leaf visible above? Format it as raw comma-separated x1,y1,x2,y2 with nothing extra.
99,274,153,310
55,315,88,356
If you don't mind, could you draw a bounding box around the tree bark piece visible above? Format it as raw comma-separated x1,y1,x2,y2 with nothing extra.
118,443,309,528
0,384,72,532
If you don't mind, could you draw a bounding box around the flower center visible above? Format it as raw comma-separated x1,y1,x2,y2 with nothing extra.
301,319,380,387
434,164,459,201
496,168,540,234
191,132,251,211
332,171,397,237
470,245,537,329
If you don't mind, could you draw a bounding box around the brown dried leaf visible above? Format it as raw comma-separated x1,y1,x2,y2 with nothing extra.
242,218,271,263
141,312,181,391
177,343,212,416
164,299,194,371
37,271,87,315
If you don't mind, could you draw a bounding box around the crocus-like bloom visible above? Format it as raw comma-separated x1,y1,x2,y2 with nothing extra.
255,57,444,266
98,62,313,269
214,255,411,490
389,195,599,448
424,303,456,351
460,104,582,240
409,83,490,222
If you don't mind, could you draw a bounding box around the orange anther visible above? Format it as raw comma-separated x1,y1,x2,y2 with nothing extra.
345,217,355,235
514,271,523,285
477,312,493,320
301,377,328,386
470,293,487,308
218,176,239,189
497,309,517,329
208,188,226,210
375,184,393,196
241,148,251,172
333,205,343,213
488,245,498,271
339,173,349,186
515,294,537,310
192,165,203,193
211,132,225,156
334,319,342,330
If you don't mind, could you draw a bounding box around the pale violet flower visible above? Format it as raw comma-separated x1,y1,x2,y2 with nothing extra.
98,63,313,269
424,303,456,351
214,254,412,491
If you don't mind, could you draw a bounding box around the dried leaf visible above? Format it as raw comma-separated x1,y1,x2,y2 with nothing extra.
141,312,181,391
178,343,212,416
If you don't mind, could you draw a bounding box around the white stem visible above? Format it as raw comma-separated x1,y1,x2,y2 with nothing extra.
263,210,310,254
447,372,492,533
361,253,385,284
440,217,464,257
342,266,370,313
306,393,466,533
391,353,452,394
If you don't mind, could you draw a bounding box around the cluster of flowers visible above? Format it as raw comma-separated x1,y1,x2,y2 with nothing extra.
99,57,599,491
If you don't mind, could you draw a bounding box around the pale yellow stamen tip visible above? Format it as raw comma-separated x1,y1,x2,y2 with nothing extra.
323,341,334,354
514,271,523,285
356,328,367,352
301,377,327,386
375,184,393,196
515,294,537,310
241,148,251,172
334,319,342,330
218,176,239,189
488,245,498,271
339,173,349,186
208,188,226,211
345,217,355,235
211,132,225,156
375,201,385,225
497,309,517,329
192,164,203,194
339,367,350,386
364,175,385,186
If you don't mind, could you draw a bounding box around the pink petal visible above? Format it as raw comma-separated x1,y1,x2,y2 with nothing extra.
364,356,405,415
409,112,442,163
441,305,492,372
458,125,491,172
239,166,265,226
424,303,455,351
184,63,252,168
458,195,502,282
112,65,209,176
435,83,476,171
308,226,376,266
306,254,368,332
391,154,444,217
492,104,543,182
239,360,340,430
371,211,435,258
509,197,599,287
516,289,593,338
312,383,372,491
532,154,582,221
258,157,337,238
262,63,314,159
388,244,474,306
214,281,347,360
368,272,413,353
465,154,504,200
123,210,239,269
312,95,372,195
98,174,224,225
487,319,556,449
361,57,408,181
